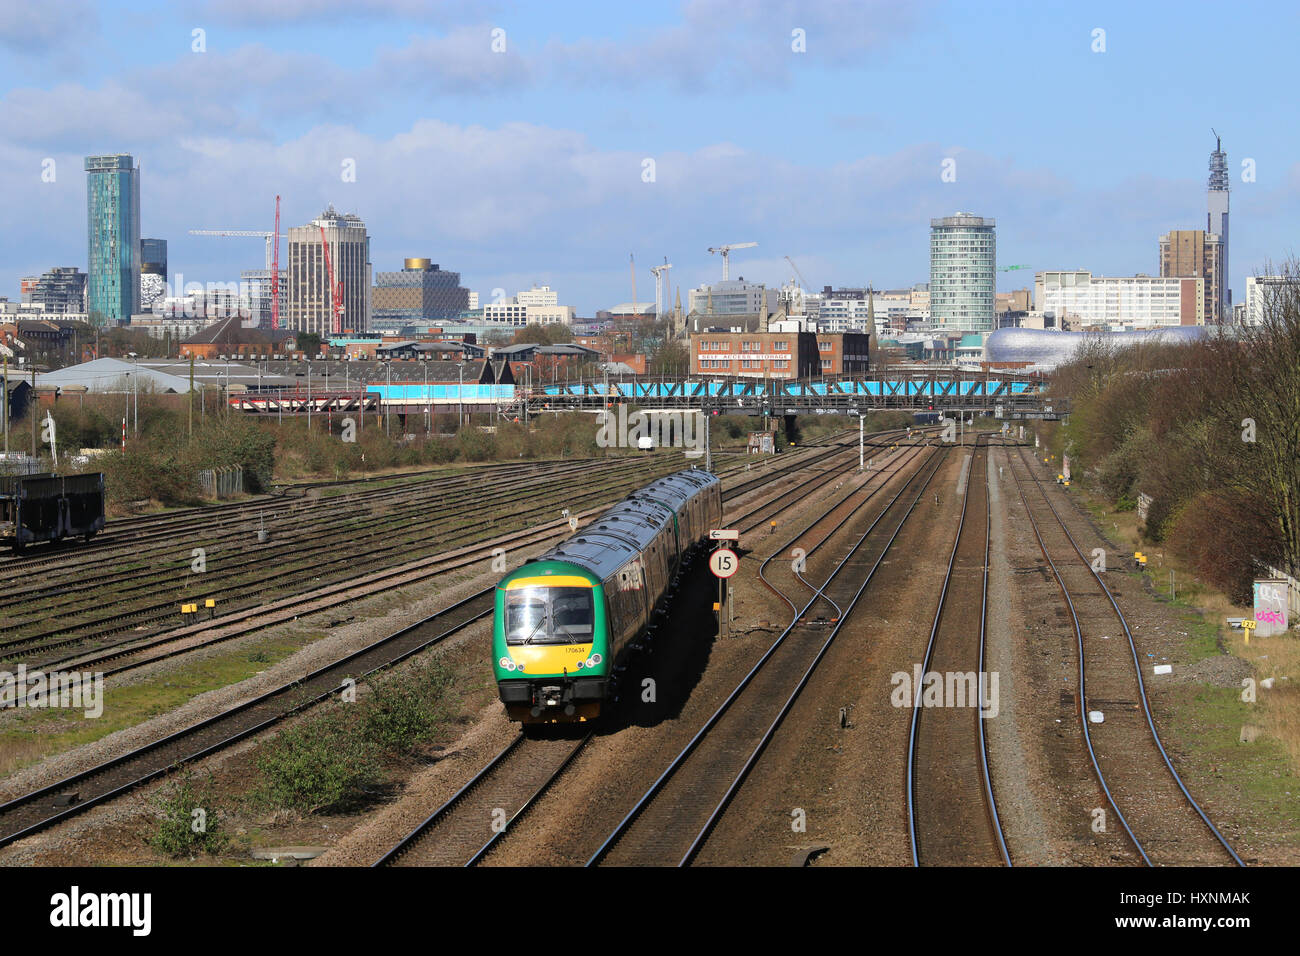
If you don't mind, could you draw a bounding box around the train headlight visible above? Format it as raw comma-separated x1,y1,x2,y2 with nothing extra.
590,653,602,665
575,660,584,669
498,657,511,669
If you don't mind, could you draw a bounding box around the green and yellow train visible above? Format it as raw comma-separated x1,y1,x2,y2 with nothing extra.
493,469,722,723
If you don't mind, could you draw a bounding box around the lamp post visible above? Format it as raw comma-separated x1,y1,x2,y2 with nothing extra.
129,352,138,436
421,359,430,436
457,362,465,431
306,359,312,431
385,360,392,437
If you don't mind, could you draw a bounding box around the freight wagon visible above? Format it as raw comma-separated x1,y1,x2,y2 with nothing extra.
0,472,106,552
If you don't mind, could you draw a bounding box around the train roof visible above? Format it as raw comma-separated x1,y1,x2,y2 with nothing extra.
536,469,718,581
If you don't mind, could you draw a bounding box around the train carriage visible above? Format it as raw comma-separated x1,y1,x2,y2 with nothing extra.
493,469,722,723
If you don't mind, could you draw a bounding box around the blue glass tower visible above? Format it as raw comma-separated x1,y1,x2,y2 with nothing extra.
85,154,141,325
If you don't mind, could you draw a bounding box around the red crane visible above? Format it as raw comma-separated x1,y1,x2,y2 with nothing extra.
318,224,345,335
270,195,281,330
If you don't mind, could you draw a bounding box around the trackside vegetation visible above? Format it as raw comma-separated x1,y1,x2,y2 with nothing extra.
1042,263,1300,603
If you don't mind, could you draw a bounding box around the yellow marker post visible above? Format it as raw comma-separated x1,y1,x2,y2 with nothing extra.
1242,619,1256,645
205,599,215,608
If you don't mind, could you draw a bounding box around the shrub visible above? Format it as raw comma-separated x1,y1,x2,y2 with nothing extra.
147,772,229,857
361,659,457,752
255,711,377,813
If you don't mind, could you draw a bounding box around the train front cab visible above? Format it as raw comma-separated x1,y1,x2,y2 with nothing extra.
494,565,610,724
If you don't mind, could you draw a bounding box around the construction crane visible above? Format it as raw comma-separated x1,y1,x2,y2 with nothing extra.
191,197,285,329
998,264,1031,273
188,228,276,269
319,225,345,335
629,253,639,318
707,242,757,281
784,255,812,291
649,258,673,320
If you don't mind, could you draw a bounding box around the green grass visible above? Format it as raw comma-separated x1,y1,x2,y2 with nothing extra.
0,632,320,779
1164,683,1300,839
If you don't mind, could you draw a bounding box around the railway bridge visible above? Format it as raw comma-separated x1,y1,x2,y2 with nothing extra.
232,371,1065,421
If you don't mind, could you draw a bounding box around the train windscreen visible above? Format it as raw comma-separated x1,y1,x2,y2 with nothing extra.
504,587,594,645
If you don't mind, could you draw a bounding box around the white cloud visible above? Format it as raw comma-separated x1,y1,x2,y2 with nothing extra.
0,0,98,53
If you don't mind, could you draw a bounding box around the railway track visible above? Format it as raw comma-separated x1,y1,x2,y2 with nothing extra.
586,444,950,865
360,431,939,866
906,435,1011,866
0,591,493,850
0,457,689,652
1005,443,1243,867
8,442,865,682
0,431,894,851
0,460,573,572
757,433,938,620
374,732,593,867
10,434,898,684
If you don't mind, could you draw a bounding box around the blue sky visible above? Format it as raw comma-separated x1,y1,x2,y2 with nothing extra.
2,0,1296,314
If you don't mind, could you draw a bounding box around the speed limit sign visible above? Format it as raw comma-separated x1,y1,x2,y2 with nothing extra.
709,548,738,579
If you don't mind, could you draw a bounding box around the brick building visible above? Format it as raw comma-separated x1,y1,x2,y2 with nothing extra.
690,331,819,379
813,332,872,375
690,330,870,379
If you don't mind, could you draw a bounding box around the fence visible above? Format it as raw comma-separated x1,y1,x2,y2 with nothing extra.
0,455,41,477
197,466,244,499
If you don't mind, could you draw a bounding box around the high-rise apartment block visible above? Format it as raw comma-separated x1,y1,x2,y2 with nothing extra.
929,213,996,333
31,267,87,314
85,153,141,325
1159,229,1223,324
241,269,286,329
286,205,371,335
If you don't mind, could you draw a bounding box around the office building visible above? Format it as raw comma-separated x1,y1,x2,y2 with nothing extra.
1159,229,1224,324
687,279,781,317
286,205,371,335
141,238,167,277
85,153,141,325
1034,270,1204,329
929,213,996,333
1243,275,1298,326
480,285,575,326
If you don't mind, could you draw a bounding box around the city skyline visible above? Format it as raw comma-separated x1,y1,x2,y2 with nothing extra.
4,1,1298,315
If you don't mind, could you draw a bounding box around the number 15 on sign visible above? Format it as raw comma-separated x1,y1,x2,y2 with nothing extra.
709,549,738,578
